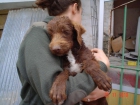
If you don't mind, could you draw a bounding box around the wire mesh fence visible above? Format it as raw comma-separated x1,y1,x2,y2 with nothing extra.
0,8,48,105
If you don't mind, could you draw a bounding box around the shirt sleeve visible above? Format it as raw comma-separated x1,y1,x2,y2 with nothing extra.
22,26,108,105
63,61,108,105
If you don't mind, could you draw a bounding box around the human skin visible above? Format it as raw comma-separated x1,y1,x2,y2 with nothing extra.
58,3,82,24
91,48,110,69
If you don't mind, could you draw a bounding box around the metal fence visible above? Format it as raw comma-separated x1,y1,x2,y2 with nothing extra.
90,0,98,48
0,8,48,105
109,0,140,105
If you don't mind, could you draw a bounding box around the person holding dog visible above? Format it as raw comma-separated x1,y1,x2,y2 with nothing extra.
17,0,111,105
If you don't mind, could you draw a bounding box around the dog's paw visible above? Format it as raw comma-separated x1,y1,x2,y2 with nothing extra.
69,72,77,76
93,71,112,91
50,81,67,105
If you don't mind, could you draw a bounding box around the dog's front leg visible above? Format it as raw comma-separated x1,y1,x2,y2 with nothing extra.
50,69,69,105
83,58,111,91
75,45,112,91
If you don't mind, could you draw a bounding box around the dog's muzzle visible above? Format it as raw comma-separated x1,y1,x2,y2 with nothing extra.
51,45,61,54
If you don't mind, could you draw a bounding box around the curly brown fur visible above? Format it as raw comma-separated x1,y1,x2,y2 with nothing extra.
47,16,111,105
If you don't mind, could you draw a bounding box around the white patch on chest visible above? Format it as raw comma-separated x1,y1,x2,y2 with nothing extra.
67,50,81,73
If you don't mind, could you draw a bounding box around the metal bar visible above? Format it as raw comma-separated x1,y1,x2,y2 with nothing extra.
112,0,137,11
134,71,139,105
110,65,140,71
119,68,124,105
137,27,140,69
98,0,104,49
108,10,113,57
91,0,98,48
109,10,112,38
118,5,127,105
134,22,140,105
121,6,127,67
90,0,95,48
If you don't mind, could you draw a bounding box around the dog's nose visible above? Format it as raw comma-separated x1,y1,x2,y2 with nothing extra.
52,45,61,53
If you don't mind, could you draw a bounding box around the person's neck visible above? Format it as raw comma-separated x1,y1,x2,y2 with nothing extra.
58,12,72,20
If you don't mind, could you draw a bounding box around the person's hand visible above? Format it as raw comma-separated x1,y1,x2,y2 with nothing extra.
91,48,110,69
82,87,109,102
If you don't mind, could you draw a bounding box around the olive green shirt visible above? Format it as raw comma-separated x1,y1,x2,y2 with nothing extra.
17,16,108,105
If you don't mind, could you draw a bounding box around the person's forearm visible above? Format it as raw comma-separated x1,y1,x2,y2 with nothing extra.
64,61,108,105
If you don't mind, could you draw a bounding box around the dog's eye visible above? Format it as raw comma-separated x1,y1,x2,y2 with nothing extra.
48,28,54,34
49,30,53,34
62,30,70,35
64,31,69,35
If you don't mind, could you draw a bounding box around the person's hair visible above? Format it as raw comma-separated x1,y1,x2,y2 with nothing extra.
36,0,81,16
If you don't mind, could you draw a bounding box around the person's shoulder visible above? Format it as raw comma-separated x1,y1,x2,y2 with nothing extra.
23,22,50,41
31,22,47,30
19,21,51,52
27,21,47,37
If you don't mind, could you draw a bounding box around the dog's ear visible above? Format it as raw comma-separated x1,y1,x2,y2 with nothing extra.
73,22,86,46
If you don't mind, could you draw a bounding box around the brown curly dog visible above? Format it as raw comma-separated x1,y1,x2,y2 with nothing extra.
47,16,111,105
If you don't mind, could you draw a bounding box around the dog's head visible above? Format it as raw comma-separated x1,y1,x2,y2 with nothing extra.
47,16,85,56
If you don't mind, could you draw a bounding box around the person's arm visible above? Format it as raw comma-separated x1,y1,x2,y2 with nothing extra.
64,61,108,105
82,48,111,102
91,48,110,69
